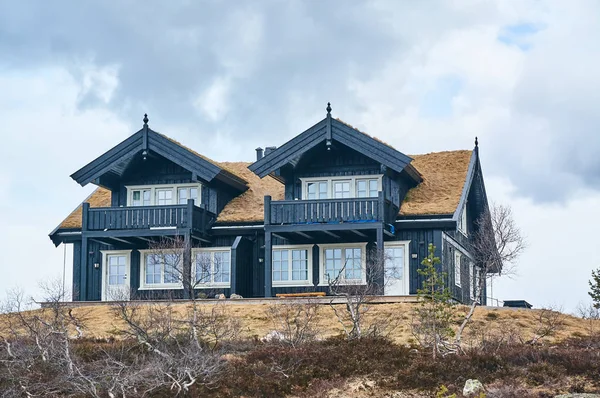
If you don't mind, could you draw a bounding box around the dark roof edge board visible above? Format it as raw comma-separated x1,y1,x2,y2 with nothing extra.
70,128,248,191
71,132,144,185
248,119,328,177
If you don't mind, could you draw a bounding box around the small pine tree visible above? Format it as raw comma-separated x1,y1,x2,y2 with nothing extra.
412,243,455,360
589,268,600,309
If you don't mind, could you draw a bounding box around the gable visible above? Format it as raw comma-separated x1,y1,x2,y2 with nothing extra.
248,114,422,184
70,124,248,192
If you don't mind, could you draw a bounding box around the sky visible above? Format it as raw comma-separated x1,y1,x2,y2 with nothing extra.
0,0,599,312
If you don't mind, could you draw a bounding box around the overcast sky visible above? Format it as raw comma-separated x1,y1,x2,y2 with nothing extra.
1,0,599,312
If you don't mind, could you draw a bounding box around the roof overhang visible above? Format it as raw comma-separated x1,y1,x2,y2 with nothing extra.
248,116,422,185
70,127,247,192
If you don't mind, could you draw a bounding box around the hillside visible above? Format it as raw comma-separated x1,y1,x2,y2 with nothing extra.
18,301,597,343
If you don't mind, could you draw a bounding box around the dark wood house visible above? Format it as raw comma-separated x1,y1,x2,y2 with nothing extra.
49,105,491,304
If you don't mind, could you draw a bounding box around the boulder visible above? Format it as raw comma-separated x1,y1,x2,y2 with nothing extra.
262,330,285,342
214,293,226,300
230,293,243,299
555,395,600,398
463,379,484,397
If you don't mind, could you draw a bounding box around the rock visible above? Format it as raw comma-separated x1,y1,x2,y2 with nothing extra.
230,293,243,299
555,395,600,398
409,348,419,356
262,330,285,342
214,293,226,299
463,379,485,397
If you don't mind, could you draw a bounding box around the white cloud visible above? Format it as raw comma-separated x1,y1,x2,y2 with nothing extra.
193,76,232,123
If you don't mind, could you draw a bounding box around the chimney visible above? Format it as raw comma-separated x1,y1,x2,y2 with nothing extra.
264,146,277,156
255,147,264,161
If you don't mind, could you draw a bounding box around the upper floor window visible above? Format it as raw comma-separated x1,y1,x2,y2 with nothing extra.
458,202,468,235
301,175,382,200
127,183,202,207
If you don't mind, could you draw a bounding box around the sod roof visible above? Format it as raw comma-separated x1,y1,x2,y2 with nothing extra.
55,149,472,230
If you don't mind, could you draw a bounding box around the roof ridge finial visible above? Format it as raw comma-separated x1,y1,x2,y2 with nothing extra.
475,136,478,147
326,102,332,116
143,113,149,126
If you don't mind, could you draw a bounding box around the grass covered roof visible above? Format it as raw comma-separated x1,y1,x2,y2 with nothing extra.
56,149,472,230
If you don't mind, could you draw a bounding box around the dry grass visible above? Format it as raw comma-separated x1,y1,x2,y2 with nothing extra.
216,162,284,223
401,150,473,216
5,303,594,346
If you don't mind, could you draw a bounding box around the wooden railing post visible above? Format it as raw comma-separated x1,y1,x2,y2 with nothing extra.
187,199,194,230
378,191,385,222
264,196,271,226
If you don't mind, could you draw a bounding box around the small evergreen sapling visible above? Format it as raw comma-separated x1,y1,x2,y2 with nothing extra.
412,243,456,359
589,268,600,309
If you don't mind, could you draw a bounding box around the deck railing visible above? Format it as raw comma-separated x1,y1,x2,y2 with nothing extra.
82,200,215,233
265,192,387,225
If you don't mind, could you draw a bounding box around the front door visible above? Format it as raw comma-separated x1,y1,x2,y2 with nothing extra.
384,246,407,295
103,253,130,301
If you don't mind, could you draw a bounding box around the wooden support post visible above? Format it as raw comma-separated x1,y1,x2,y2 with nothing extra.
183,229,192,300
80,202,90,301
376,223,385,295
264,195,271,226
264,230,272,297
378,191,385,222
187,198,195,230
230,236,242,295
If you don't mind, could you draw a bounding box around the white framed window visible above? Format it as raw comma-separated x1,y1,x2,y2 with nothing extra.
458,202,468,235
301,175,382,200
139,250,183,290
333,180,351,198
356,178,379,198
272,245,313,286
318,243,367,285
307,181,328,200
470,264,480,302
455,251,462,287
126,183,202,207
193,248,231,287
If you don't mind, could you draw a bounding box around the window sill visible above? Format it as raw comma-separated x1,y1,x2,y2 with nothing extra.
194,284,230,289
317,281,367,287
138,285,183,291
273,282,314,288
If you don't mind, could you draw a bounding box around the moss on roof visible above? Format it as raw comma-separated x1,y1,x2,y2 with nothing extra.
55,150,472,230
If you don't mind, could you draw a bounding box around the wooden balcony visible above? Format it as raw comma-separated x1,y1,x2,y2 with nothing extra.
265,192,388,226
82,199,215,235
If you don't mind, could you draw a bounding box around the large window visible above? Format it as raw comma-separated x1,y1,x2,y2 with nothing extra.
141,252,182,288
458,202,468,235
301,175,382,200
319,243,366,285
127,183,202,207
455,251,462,287
272,246,312,286
194,249,231,286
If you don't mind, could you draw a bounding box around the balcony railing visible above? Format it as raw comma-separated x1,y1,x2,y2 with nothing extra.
82,199,215,234
265,192,387,226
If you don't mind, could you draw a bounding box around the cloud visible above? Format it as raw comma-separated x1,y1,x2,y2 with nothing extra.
0,0,599,310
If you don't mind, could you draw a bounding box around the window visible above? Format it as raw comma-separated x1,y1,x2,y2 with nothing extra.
320,243,366,285
471,264,480,302
307,181,328,200
142,253,182,287
455,251,462,287
333,180,351,198
458,202,468,235
107,255,127,285
301,175,382,200
272,246,312,285
194,249,231,286
126,184,202,207
356,178,378,198
156,189,173,205
131,189,151,206
178,186,199,205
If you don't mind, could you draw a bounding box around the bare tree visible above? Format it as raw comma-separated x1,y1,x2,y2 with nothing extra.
326,247,398,339
527,305,565,345
265,299,321,347
455,203,526,346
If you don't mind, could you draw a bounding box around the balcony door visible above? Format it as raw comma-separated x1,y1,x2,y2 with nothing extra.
384,243,409,295
102,252,131,301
